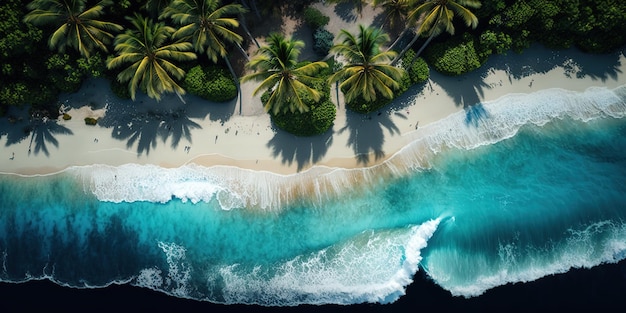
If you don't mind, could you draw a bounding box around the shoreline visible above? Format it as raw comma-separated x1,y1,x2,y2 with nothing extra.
1,45,625,177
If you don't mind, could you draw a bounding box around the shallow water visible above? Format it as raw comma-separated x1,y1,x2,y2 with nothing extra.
1,86,625,305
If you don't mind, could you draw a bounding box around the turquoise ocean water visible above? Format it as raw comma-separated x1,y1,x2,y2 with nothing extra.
1,86,625,306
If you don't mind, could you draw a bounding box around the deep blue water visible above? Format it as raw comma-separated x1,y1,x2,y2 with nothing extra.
1,86,626,308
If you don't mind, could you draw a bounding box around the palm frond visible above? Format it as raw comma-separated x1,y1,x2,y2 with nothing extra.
330,25,406,104
24,0,121,57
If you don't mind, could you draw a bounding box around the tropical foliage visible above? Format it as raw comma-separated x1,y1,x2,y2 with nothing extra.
313,28,334,56
267,79,336,136
329,25,405,105
160,0,247,63
477,0,626,53
106,14,197,100
424,33,481,76
242,33,328,114
396,0,481,61
400,49,429,84
408,0,481,37
3,0,626,120
184,65,237,102
23,0,123,58
373,0,410,33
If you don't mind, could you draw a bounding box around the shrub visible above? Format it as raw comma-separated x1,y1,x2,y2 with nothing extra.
401,49,430,84
303,7,329,31
84,117,98,125
62,113,71,120
313,28,334,57
266,80,336,136
0,83,27,107
424,34,482,76
184,65,237,102
28,84,58,107
343,58,419,114
477,30,512,61
46,52,104,93
346,93,394,114
271,99,336,136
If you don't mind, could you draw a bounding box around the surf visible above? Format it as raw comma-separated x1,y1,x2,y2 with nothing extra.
65,85,626,212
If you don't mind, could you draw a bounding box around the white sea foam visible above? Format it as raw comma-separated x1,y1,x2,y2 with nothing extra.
134,267,163,290
427,220,626,298
74,85,626,210
217,219,440,306
134,242,192,298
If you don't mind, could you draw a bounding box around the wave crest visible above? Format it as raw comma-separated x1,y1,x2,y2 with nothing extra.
217,219,440,305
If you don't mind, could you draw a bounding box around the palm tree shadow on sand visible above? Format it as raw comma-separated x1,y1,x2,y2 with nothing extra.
499,44,625,83
1,107,73,157
332,1,360,23
98,103,204,156
94,89,236,156
28,117,74,157
339,109,400,165
430,69,493,127
266,126,334,172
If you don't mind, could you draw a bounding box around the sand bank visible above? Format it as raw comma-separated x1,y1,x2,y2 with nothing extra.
2,43,624,176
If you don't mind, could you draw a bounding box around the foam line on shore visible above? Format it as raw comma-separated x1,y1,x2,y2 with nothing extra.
66,85,626,210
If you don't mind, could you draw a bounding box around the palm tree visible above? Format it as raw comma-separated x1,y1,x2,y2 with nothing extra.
329,25,405,104
394,0,481,63
106,14,197,101
241,33,329,114
373,0,411,33
23,0,122,58
160,0,247,64
143,0,173,19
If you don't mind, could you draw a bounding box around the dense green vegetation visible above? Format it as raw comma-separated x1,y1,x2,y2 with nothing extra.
184,65,237,102
330,25,405,113
395,0,481,63
401,49,429,85
242,33,328,114
106,14,197,100
266,79,336,136
343,45,428,114
0,0,624,136
475,0,626,54
244,34,334,135
424,33,482,76
419,0,626,76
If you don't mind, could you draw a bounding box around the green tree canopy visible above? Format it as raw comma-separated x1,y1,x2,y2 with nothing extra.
23,0,122,58
395,0,481,62
106,14,197,101
160,0,247,63
329,25,405,104
242,33,328,114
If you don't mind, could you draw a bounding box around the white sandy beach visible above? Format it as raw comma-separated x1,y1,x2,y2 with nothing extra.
1,4,625,176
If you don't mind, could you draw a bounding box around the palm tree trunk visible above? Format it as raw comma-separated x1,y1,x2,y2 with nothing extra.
414,31,435,58
392,30,435,65
224,57,243,115
238,13,260,48
387,27,411,52
235,42,250,61
335,81,340,108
